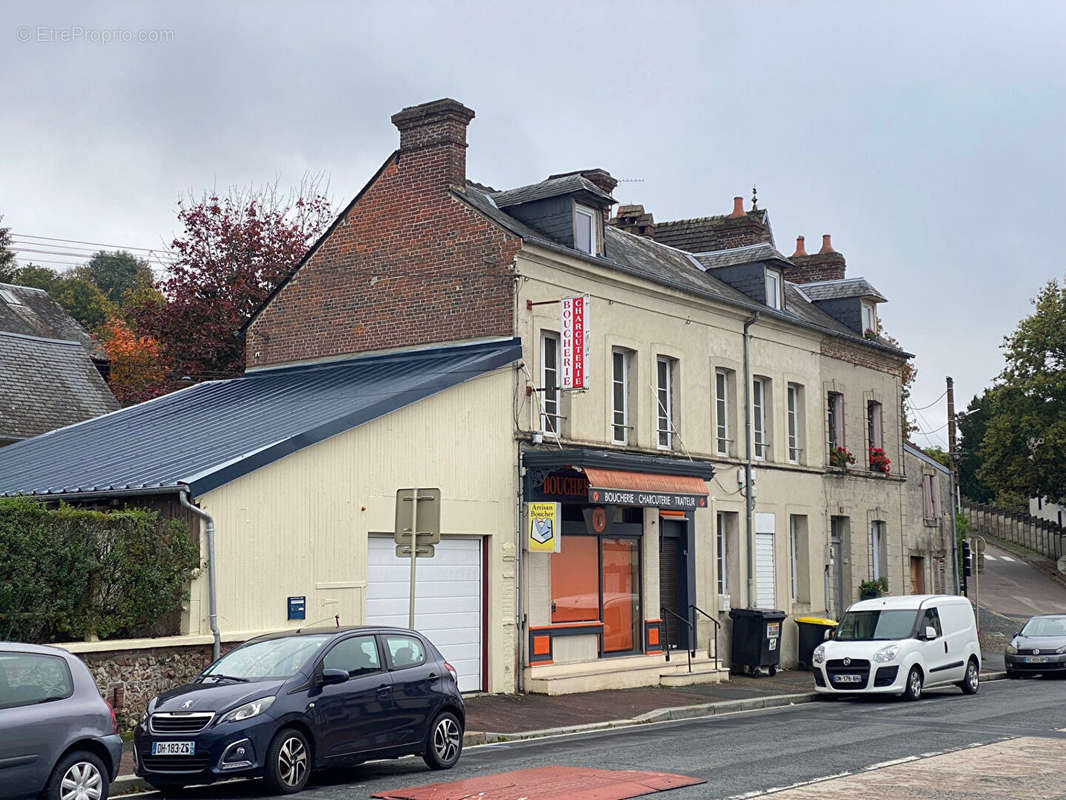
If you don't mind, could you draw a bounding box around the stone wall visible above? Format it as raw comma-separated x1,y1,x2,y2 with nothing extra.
80,642,233,732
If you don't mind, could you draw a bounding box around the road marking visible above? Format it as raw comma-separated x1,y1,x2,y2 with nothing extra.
864,755,919,770
1000,555,1015,562
984,554,997,560
725,773,853,799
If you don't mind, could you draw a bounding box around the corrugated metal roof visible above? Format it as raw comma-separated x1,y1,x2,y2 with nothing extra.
0,338,521,499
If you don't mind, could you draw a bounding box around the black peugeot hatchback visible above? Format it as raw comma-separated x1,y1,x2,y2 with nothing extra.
134,626,465,794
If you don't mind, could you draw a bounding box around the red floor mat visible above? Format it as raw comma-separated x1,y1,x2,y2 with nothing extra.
372,765,705,800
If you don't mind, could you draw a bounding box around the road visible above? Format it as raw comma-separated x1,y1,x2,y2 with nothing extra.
135,677,1066,800
975,543,1066,621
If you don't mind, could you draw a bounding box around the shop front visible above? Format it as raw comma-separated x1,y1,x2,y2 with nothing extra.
521,448,715,694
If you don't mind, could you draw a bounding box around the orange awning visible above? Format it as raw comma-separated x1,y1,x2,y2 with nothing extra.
582,467,709,497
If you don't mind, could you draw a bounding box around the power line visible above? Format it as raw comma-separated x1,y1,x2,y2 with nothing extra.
910,390,947,411
12,233,178,258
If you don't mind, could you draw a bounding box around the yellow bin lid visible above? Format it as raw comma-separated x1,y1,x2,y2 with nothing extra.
795,616,838,626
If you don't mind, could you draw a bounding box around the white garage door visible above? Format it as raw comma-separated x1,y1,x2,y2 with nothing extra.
366,536,483,693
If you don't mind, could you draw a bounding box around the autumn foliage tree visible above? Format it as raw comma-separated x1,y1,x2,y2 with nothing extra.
130,184,332,384
96,317,168,405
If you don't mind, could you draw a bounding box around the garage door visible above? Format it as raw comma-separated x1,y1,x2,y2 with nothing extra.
366,536,483,692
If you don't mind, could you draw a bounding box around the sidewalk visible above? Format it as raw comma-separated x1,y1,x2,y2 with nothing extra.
111,667,1005,794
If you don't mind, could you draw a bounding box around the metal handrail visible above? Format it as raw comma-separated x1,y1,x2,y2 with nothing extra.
660,607,694,673
689,604,721,664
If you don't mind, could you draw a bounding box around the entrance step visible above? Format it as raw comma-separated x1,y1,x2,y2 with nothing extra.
659,666,729,687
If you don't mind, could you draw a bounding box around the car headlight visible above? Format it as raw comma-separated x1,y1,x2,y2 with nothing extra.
812,644,826,665
874,644,901,663
1006,644,1018,655
1057,645,1066,655
218,696,275,724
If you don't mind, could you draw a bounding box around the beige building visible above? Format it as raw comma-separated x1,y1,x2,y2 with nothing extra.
0,98,947,697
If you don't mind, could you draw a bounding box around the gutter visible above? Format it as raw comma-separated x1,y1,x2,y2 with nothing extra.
743,311,760,608
179,489,220,660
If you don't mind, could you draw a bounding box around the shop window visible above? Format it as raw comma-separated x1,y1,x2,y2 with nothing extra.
550,536,599,623
550,533,641,654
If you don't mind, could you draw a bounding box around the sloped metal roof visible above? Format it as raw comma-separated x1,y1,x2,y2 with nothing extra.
0,338,521,499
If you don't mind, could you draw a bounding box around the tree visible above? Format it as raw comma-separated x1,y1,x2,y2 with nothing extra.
0,215,14,283
956,390,995,503
130,183,332,383
11,263,117,332
96,317,168,405
921,446,951,469
978,279,1066,506
79,250,154,305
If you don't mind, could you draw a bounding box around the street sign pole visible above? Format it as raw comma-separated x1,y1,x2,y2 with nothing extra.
409,488,418,630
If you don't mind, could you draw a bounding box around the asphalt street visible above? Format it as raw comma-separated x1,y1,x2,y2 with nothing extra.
132,677,1066,800
975,543,1066,620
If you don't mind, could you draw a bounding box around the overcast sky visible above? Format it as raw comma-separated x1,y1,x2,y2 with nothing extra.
3,1,1064,449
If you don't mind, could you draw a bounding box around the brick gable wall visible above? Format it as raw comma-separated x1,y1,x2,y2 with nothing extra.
246,101,521,368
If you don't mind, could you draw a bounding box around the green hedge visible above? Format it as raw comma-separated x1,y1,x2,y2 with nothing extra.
0,497,199,643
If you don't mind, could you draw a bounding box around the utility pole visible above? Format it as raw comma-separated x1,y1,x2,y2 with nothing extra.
946,377,959,503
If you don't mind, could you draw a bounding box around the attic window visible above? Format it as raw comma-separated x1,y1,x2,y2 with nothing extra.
0,288,22,306
765,270,782,310
574,205,598,255
861,302,877,335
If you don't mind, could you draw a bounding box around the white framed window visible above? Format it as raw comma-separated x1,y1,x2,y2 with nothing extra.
611,349,630,444
861,302,876,334
827,391,844,453
540,332,560,435
656,356,674,449
752,377,767,460
715,369,731,457
716,511,728,595
765,270,782,310
871,520,887,580
574,205,598,255
787,383,801,463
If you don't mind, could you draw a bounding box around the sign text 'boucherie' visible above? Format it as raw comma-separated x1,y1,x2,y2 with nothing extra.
561,296,590,389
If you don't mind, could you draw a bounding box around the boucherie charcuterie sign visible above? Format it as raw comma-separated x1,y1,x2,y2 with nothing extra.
588,487,708,510
561,296,589,390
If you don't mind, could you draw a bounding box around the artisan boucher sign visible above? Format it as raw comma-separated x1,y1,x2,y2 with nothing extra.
561,296,589,390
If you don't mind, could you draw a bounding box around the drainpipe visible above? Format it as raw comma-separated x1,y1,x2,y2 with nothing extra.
180,490,220,661
743,311,761,608
516,450,525,693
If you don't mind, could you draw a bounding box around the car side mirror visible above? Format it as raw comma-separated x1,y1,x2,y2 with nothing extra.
924,626,937,640
320,668,349,686
823,629,834,641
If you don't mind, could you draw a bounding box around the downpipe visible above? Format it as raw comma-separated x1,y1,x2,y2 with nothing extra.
743,311,760,608
180,489,220,660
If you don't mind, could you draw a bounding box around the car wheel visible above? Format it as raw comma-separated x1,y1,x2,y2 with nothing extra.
263,728,311,794
960,658,980,695
902,666,923,701
423,711,463,770
45,750,109,800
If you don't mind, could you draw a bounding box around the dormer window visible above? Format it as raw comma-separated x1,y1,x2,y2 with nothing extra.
765,269,782,310
574,205,598,255
861,302,877,335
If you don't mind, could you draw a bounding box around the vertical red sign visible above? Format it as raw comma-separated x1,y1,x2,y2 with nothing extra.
561,296,589,389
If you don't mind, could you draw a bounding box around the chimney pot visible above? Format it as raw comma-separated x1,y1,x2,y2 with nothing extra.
730,196,745,218
792,236,807,257
819,234,834,254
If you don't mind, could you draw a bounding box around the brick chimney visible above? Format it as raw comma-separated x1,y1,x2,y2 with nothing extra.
784,233,847,284
391,98,475,189
609,204,655,239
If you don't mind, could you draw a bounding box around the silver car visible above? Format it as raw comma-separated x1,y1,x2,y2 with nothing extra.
1005,614,1066,678
0,643,123,800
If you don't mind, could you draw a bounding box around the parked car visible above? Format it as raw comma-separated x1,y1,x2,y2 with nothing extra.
1005,613,1066,678
134,626,464,794
811,594,981,699
0,642,123,800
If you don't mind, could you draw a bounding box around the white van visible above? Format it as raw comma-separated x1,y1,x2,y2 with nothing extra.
812,594,981,699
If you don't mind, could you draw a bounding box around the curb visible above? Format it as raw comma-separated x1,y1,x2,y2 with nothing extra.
111,674,1010,795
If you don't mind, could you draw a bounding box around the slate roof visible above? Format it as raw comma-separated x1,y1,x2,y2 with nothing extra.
0,282,103,358
798,278,887,303
693,242,791,269
457,183,906,356
0,338,521,498
0,332,119,443
490,174,614,209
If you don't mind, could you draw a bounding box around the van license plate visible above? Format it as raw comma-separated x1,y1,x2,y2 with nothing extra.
834,674,862,683
1025,656,1047,663
152,741,195,756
